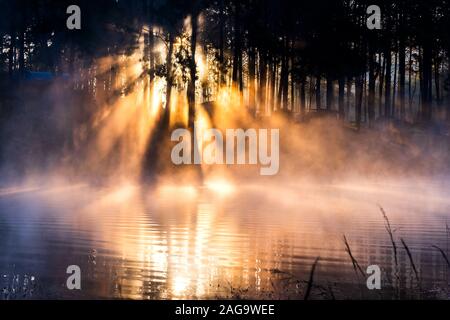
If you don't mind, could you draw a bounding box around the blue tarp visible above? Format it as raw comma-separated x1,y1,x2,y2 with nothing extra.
24,71,54,81
22,71,70,82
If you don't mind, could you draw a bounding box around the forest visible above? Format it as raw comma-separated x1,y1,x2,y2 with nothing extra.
0,0,450,181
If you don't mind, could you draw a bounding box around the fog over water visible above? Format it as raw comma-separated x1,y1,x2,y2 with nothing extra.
1,42,450,299
1,101,450,299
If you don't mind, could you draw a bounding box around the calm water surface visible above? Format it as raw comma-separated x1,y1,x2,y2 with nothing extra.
1,179,449,299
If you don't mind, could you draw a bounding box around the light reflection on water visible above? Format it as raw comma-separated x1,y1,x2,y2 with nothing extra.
0,179,449,299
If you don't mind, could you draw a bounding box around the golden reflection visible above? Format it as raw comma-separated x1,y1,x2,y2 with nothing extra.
204,179,235,195
70,182,245,299
10,178,450,299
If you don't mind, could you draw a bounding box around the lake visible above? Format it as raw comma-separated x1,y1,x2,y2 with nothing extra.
1,178,449,299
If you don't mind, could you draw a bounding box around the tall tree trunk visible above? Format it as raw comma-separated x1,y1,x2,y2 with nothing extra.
408,45,413,114
276,37,290,112
434,54,441,108
346,77,352,119
8,29,15,78
258,51,267,114
309,77,314,110
282,62,288,112
379,54,385,117
277,59,283,111
326,76,334,111
188,11,199,130
290,65,295,112
384,47,392,119
355,75,363,129
144,0,154,109
420,8,433,122
277,44,288,111
149,26,155,107
315,75,321,109
148,0,155,109
238,47,244,95
18,13,25,77
248,47,256,115
163,32,175,127
368,43,376,125
300,78,306,116
282,40,289,112
218,0,225,87
270,57,277,112
392,51,398,118
338,77,345,120
399,38,406,121
232,3,241,91
447,46,450,122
